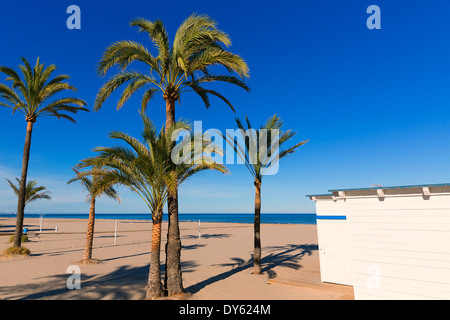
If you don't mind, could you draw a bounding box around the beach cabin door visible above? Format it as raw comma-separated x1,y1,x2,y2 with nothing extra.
317,217,353,286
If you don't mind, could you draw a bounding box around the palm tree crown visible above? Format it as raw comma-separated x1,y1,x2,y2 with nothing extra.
0,57,88,123
6,178,51,206
94,13,249,114
76,112,226,213
68,167,120,202
226,114,309,183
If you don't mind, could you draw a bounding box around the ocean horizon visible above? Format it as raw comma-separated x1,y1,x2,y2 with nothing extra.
0,213,317,225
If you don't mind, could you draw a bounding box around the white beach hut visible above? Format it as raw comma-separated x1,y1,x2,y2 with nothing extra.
308,183,450,300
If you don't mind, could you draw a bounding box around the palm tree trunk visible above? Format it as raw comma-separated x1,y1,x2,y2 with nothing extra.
82,197,96,261
165,97,175,128
164,97,185,296
253,180,262,274
146,209,163,299
13,120,34,248
164,183,184,295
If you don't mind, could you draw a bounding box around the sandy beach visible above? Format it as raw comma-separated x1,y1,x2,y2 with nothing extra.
0,217,353,300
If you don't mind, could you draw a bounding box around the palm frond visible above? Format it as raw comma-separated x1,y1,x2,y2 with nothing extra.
130,18,170,64
95,71,161,111
97,40,160,76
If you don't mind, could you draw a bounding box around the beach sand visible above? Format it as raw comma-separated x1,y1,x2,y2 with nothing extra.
0,217,353,300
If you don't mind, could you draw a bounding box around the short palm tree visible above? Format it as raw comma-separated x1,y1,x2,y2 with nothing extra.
0,57,88,248
94,13,249,295
68,167,120,263
224,114,308,274
77,112,226,299
6,177,52,206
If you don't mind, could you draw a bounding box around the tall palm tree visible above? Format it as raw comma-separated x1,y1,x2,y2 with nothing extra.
224,114,308,274
0,57,88,248
6,177,52,206
68,167,120,263
77,112,226,299
94,13,249,295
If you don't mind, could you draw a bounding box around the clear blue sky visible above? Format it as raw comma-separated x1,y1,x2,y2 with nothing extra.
1,0,450,214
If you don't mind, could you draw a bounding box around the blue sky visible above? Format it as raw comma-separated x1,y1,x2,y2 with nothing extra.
1,0,450,214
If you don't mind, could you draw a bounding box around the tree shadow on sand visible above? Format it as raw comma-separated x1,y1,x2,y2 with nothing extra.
0,261,198,300
182,244,207,250
185,243,318,294
184,233,231,240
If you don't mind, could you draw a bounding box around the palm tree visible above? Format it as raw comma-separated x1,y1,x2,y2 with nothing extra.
94,13,249,295
0,57,88,248
68,167,120,263
6,177,52,206
76,112,226,299
224,114,308,274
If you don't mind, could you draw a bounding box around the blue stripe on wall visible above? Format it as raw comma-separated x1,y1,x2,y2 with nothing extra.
316,215,347,220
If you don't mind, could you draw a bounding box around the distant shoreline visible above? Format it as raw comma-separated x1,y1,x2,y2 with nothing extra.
0,213,317,225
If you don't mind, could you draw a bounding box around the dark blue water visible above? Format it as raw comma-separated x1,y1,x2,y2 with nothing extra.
0,213,317,225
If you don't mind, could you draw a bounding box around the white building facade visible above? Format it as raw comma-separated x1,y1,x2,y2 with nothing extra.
308,183,450,300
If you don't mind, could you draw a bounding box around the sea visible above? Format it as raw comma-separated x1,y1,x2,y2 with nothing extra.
0,213,317,225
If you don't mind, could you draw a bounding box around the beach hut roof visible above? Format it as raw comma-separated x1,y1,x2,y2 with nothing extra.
304,193,333,198
306,183,450,200
327,182,450,192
